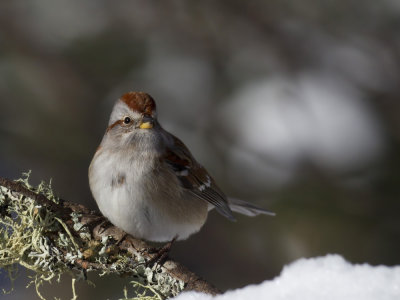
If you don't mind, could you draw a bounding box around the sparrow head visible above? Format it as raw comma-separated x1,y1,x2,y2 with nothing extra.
120,92,157,122
102,92,162,148
107,92,157,132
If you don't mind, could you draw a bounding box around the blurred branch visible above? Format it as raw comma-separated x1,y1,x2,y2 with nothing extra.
0,174,220,299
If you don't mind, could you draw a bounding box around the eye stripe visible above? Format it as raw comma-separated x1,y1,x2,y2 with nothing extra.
106,116,134,133
106,120,123,132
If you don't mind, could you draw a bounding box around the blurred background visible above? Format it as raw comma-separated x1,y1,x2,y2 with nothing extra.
1,0,400,299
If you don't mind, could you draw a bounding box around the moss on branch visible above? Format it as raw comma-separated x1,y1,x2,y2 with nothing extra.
0,172,219,299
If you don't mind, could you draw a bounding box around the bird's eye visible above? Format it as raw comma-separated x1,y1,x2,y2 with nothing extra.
123,117,131,124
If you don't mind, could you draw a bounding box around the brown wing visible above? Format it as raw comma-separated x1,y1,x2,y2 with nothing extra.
164,135,235,221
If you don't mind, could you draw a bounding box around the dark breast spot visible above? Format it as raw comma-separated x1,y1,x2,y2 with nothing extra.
111,173,126,188
143,205,152,225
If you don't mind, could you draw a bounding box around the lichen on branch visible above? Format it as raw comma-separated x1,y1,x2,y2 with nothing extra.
0,172,216,300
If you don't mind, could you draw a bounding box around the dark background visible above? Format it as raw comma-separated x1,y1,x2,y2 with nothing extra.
1,1,400,299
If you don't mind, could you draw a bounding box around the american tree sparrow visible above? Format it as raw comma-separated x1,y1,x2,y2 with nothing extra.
89,92,274,242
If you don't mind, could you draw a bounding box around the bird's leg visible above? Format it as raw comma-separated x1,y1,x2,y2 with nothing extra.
115,233,128,246
145,236,177,267
95,219,113,234
84,216,110,234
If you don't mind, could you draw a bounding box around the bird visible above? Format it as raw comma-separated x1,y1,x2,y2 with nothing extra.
89,92,274,243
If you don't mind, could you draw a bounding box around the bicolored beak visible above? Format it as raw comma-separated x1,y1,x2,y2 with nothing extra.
139,115,154,129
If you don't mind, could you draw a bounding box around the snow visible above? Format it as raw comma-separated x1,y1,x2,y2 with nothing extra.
173,254,400,300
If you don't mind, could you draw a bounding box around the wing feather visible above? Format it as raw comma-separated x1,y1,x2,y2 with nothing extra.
164,135,235,221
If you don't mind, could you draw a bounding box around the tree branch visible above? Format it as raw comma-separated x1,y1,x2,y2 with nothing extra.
0,174,220,298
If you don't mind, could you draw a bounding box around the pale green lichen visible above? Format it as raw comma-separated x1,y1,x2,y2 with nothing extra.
0,172,185,299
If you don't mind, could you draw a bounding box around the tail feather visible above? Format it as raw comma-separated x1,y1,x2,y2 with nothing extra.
228,197,275,217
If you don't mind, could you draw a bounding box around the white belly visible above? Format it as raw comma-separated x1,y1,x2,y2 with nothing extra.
89,149,207,242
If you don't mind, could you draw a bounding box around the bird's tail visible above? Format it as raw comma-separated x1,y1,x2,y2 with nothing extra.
228,197,275,217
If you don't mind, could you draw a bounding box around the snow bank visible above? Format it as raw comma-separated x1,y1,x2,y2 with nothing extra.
174,254,400,300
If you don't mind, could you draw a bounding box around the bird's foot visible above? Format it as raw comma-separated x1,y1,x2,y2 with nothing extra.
145,236,177,268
